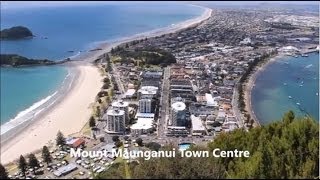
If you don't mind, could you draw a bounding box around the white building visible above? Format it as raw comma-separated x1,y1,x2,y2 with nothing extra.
139,98,154,113
171,97,185,104
124,89,136,98
112,100,129,123
191,115,206,136
205,93,219,107
138,86,158,98
171,101,186,127
131,113,155,135
279,46,299,53
104,109,125,134
131,118,154,135
216,110,226,123
240,37,252,45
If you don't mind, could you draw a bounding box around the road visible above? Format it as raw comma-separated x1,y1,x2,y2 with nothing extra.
111,63,125,94
157,67,170,137
231,83,247,131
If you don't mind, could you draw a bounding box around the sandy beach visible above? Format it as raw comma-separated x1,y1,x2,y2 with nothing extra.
1,64,103,164
0,6,212,165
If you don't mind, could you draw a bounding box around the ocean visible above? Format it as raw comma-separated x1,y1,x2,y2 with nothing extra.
251,52,319,124
0,3,205,126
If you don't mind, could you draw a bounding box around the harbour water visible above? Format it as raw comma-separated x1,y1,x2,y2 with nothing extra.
251,52,319,124
0,2,205,126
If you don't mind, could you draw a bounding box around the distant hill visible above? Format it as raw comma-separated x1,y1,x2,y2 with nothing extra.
0,54,67,67
0,26,33,40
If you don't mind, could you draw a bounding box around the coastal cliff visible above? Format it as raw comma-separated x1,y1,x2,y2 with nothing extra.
0,54,69,67
0,26,33,40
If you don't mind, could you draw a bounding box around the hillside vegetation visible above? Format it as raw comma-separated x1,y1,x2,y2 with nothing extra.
97,111,319,179
1,26,33,40
1,54,60,67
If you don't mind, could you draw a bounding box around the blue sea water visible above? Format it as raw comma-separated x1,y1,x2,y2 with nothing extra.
1,66,68,124
251,53,319,124
0,3,205,125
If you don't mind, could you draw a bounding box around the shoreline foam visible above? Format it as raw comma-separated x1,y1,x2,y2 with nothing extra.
0,66,76,143
0,6,212,165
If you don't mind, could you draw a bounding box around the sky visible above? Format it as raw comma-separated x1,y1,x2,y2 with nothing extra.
0,1,318,10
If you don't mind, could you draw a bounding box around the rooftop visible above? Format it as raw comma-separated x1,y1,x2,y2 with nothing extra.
191,115,206,131
205,93,219,107
124,89,136,96
112,100,129,107
138,86,158,95
106,109,125,116
131,118,154,130
172,101,186,111
135,113,155,119
53,163,78,177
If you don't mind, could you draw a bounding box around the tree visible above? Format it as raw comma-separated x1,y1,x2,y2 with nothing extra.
0,164,8,179
99,111,318,179
89,116,96,128
112,135,119,142
283,110,295,124
98,98,102,103
208,111,319,178
42,146,52,166
28,154,39,172
102,84,109,89
124,136,129,141
145,142,161,151
99,137,105,142
18,155,27,177
96,106,101,117
115,141,123,148
99,146,224,179
56,131,66,147
105,95,110,103
136,138,143,146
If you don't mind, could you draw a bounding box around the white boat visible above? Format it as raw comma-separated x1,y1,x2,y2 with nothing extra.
305,64,313,68
301,54,309,57
296,103,301,105
288,96,292,99
316,93,319,96
299,84,303,87
283,83,287,85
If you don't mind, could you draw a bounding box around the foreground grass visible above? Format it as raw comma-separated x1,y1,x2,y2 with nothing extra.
113,145,131,179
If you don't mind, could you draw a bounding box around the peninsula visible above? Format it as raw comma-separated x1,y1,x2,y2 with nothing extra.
0,54,70,67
